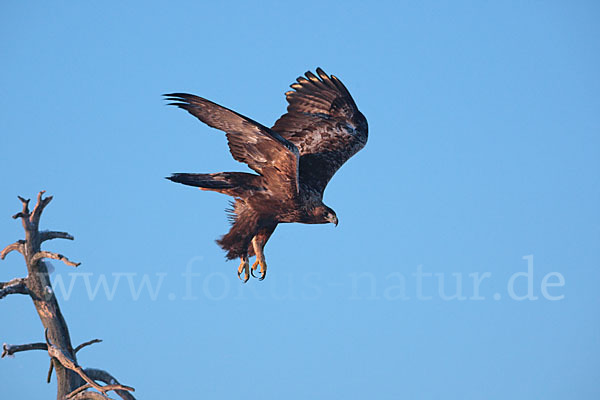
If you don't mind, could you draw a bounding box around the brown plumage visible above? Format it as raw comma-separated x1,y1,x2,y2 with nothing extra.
166,68,367,282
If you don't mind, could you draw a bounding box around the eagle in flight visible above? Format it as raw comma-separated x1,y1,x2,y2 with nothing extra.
166,68,367,282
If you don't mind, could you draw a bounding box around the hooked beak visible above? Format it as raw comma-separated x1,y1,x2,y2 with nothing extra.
329,215,338,227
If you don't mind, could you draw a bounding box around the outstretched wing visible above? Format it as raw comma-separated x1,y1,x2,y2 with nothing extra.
271,68,368,194
165,93,299,197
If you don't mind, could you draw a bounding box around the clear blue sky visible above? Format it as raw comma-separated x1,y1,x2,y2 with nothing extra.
1,1,599,399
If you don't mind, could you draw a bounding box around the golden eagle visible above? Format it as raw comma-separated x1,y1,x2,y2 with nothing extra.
166,68,367,282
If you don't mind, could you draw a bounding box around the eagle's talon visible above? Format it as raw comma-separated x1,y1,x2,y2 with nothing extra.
250,258,267,281
250,235,268,281
251,260,260,279
237,257,250,283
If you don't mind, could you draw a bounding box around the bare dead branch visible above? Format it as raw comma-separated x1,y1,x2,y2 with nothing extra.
48,338,102,382
47,360,54,383
68,382,132,400
11,191,52,227
18,196,30,210
40,230,75,242
31,251,81,267
83,369,136,400
69,390,113,400
31,191,52,226
74,339,103,354
45,331,134,398
67,384,95,399
12,196,31,220
0,240,25,259
1,341,46,358
3,340,56,386
0,277,27,289
0,277,29,299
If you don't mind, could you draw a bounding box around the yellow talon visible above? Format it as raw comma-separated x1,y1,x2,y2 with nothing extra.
237,257,250,283
251,258,267,281
250,235,268,281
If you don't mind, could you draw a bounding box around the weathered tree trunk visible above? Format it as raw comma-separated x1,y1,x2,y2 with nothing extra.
20,194,83,398
1,192,135,400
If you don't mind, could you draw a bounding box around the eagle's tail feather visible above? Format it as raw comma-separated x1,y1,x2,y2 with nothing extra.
166,172,259,195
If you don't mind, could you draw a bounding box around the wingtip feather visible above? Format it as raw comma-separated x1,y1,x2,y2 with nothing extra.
316,67,328,80
305,71,319,82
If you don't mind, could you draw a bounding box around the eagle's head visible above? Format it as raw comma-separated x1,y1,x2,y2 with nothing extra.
312,205,338,226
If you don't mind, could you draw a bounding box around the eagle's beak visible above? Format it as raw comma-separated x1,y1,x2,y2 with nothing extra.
329,215,338,227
